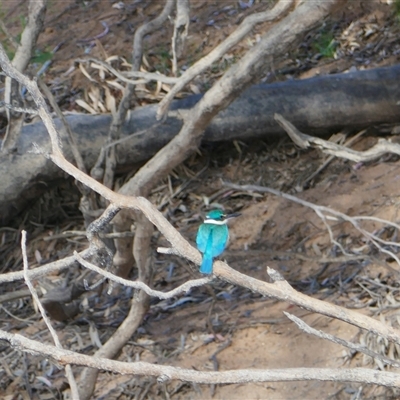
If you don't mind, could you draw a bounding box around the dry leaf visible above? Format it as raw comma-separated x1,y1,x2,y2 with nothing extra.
76,99,97,114
106,79,125,91
104,86,117,115
79,62,96,82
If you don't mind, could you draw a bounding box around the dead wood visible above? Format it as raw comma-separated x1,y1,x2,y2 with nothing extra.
276,112,400,162
1,64,400,224
3,327,400,389
2,0,47,154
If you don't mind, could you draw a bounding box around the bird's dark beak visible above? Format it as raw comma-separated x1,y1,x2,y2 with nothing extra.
226,212,241,220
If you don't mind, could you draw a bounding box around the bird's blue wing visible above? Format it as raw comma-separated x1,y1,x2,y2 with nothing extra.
197,224,229,275
196,224,210,252
199,227,214,274
209,225,229,258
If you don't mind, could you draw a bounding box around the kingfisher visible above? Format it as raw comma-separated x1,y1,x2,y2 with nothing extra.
196,209,241,274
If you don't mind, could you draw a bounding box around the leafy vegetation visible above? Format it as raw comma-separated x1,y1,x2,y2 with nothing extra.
393,0,400,19
312,30,337,58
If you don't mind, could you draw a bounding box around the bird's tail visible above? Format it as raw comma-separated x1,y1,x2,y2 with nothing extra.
200,256,213,274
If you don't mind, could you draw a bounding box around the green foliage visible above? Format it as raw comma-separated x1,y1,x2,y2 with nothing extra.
0,38,15,61
393,0,400,19
19,15,26,29
158,48,171,61
150,46,171,73
209,55,238,75
0,13,52,66
313,31,337,59
0,45,52,65
31,49,53,65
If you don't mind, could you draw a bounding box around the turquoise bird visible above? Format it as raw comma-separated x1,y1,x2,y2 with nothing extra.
196,209,240,274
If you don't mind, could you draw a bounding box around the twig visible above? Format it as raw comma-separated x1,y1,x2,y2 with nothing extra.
102,122,163,149
0,101,38,115
2,329,400,388
73,251,212,299
0,19,19,50
76,57,179,85
0,304,37,323
0,288,41,303
275,113,400,162
302,128,367,187
223,181,400,268
157,0,294,119
0,248,95,284
43,230,136,240
209,338,232,396
284,312,400,368
6,0,46,73
38,79,87,174
88,0,174,187
172,0,190,76
21,231,80,399
77,21,109,43
2,0,47,153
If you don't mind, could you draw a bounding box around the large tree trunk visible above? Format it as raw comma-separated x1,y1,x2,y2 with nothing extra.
2,64,400,224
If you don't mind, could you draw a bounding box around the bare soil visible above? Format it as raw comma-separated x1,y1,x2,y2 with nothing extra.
2,1,400,399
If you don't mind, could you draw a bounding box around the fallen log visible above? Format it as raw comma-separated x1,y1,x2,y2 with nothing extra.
1,64,400,224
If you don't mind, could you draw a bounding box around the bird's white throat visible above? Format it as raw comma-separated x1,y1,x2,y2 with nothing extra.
204,219,228,225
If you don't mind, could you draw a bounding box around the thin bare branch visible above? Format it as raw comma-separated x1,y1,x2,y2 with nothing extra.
10,0,47,71
95,0,176,186
2,0,47,153
21,231,80,399
275,113,400,162
0,101,38,115
223,181,400,269
73,251,211,299
76,57,179,85
2,329,400,388
301,128,367,188
0,248,94,284
284,312,400,368
157,0,294,119
0,19,19,50
172,0,190,75
38,79,87,174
